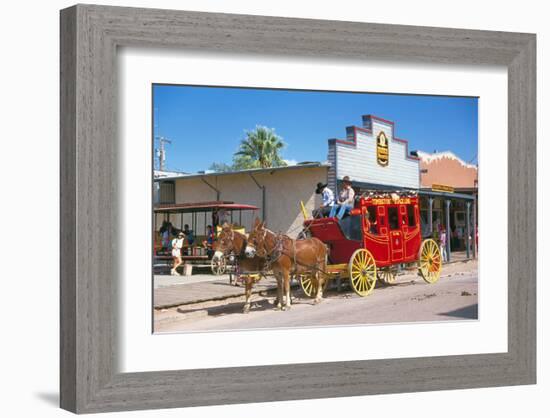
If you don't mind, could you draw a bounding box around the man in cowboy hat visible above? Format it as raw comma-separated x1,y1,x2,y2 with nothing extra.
329,176,356,219
313,181,335,218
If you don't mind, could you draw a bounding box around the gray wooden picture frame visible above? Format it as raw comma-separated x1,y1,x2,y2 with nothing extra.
60,4,536,414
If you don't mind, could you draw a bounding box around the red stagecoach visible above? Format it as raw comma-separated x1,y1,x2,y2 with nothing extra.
300,191,442,297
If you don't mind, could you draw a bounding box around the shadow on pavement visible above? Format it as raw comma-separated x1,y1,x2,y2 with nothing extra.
177,299,273,317
439,304,478,319
177,294,323,317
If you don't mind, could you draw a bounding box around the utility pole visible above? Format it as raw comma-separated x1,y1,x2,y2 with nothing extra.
155,136,171,171
154,106,171,172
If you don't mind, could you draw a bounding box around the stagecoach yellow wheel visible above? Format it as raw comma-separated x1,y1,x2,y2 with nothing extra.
348,249,377,297
378,268,396,284
211,255,226,275
418,239,442,284
300,274,329,298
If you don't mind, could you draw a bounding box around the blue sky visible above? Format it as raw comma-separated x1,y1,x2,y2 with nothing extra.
153,85,478,173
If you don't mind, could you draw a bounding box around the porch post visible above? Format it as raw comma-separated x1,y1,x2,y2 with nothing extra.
249,173,266,222
262,186,266,222
445,199,451,262
428,197,434,237
466,201,471,259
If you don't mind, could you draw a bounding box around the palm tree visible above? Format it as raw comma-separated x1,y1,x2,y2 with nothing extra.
233,126,287,169
208,162,233,172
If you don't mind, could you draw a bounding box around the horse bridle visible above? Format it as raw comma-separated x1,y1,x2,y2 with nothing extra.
217,228,236,256
249,227,288,268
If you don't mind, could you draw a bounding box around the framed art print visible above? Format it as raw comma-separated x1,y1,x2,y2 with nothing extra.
60,4,536,413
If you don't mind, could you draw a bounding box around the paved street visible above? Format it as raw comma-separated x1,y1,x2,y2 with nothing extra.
154,260,478,333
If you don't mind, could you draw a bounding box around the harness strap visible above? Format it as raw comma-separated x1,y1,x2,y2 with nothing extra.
263,230,330,276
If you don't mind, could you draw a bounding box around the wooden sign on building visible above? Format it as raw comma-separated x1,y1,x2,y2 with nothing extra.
432,183,455,193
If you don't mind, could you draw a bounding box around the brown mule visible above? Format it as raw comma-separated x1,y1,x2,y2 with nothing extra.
215,223,267,313
245,218,328,310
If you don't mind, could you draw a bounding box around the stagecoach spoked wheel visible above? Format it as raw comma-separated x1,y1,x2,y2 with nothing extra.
211,255,226,275
378,268,396,284
348,249,377,297
299,274,329,298
418,238,442,284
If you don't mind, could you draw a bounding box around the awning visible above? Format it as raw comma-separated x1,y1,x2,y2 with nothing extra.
154,201,259,213
418,189,476,200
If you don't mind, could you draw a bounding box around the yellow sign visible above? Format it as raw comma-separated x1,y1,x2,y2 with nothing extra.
371,197,411,205
432,184,455,193
376,131,389,166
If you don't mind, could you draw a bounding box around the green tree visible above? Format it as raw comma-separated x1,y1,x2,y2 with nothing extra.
233,126,287,170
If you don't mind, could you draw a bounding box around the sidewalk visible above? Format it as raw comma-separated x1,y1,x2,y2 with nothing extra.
154,274,279,309
154,274,225,288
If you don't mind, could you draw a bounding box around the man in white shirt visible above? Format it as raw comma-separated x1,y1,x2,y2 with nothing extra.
313,182,335,218
330,176,356,219
171,232,185,275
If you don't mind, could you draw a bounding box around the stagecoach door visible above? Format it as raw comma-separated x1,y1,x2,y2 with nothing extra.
387,205,404,262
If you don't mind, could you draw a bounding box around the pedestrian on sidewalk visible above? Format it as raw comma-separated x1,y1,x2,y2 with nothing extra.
171,232,185,275
439,224,448,263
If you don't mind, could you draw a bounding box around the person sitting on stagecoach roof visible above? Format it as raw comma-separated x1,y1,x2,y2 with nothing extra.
329,176,356,219
313,182,335,218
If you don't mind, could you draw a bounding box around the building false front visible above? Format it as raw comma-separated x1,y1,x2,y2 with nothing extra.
328,115,420,192
417,150,478,192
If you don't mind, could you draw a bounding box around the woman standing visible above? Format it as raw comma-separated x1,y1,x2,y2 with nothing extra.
171,232,185,275
439,224,448,263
